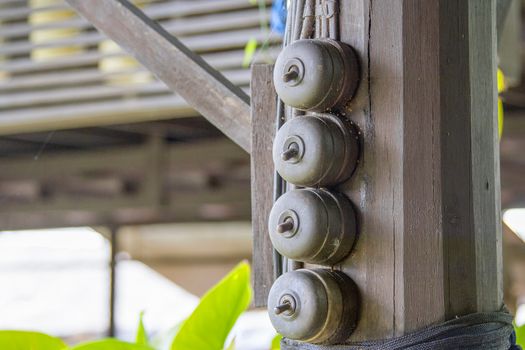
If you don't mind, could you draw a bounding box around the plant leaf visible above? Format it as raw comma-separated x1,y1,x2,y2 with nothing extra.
242,38,258,68
271,334,282,350
516,322,525,347
497,68,505,139
170,261,252,350
0,331,68,350
136,311,149,345
70,339,154,350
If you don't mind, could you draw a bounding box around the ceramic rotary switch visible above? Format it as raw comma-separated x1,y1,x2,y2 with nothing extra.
268,269,359,344
273,113,359,188
269,188,356,265
273,39,360,112
269,21,362,346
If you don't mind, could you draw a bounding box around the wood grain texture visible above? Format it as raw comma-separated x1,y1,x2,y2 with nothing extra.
439,0,476,320
339,0,398,340
462,0,502,315
440,0,502,319
336,0,502,341
400,0,445,333
66,0,252,152
250,64,277,307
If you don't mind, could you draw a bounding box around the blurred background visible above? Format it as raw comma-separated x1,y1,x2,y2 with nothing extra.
0,0,523,349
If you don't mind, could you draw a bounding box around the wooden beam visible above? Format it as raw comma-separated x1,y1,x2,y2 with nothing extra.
65,0,252,153
336,0,501,341
108,225,119,337
497,0,513,38
0,139,251,230
250,64,277,307
503,222,525,314
0,186,251,231
118,222,252,261
0,139,245,180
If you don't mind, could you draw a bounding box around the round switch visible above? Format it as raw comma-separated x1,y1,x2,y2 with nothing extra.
273,113,359,187
273,39,360,112
268,269,359,344
268,188,357,265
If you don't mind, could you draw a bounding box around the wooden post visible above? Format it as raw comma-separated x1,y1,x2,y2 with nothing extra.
335,0,502,341
251,64,277,307
108,225,119,337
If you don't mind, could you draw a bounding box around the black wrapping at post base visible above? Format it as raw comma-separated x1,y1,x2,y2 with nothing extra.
281,310,518,350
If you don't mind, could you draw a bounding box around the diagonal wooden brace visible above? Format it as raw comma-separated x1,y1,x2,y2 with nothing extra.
66,0,252,153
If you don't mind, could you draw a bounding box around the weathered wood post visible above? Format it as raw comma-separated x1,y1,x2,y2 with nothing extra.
339,0,501,340
251,64,278,306
255,0,504,347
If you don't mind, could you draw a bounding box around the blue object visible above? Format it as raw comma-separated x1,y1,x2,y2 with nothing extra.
510,330,522,350
271,0,287,35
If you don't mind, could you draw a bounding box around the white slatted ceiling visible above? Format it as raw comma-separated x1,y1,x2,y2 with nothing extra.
0,0,280,134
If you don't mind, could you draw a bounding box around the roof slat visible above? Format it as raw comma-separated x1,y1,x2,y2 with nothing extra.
1,5,269,39
0,0,279,137
0,0,269,22
0,26,279,57
0,48,279,91
0,70,250,109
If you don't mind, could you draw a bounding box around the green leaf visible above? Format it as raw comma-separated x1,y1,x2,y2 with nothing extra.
271,334,282,350
70,339,154,350
136,311,149,345
0,331,68,350
242,38,258,68
516,322,525,347
171,261,252,350
497,68,505,139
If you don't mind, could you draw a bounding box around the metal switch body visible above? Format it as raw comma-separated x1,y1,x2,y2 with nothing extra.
273,113,359,188
268,269,359,344
268,188,357,265
273,39,360,112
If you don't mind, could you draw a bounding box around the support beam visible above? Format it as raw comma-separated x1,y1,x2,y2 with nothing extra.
0,139,251,230
336,0,501,341
250,64,277,307
497,0,513,38
108,225,119,338
65,0,252,152
500,114,525,208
